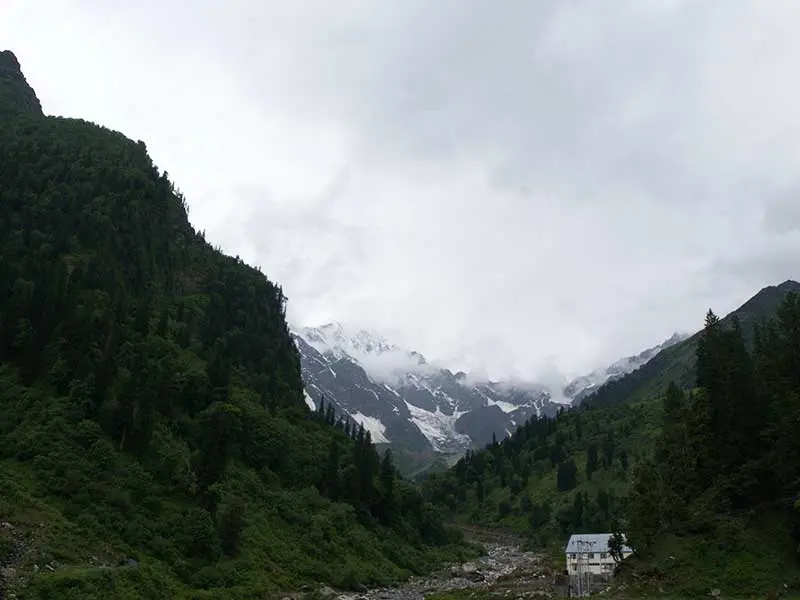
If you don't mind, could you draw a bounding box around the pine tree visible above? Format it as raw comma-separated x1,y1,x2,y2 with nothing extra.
218,497,247,556
602,431,615,468
586,443,598,481
322,436,341,501
627,458,664,550
476,478,485,505
377,449,396,525
694,310,761,503
556,459,578,492
572,491,585,529
652,383,694,526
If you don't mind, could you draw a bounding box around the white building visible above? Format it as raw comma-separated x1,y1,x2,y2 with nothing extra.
565,533,633,597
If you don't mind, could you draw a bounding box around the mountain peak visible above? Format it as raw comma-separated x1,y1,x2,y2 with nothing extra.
0,50,22,70
726,279,800,331
776,280,800,292
297,321,399,359
564,331,689,403
0,50,43,119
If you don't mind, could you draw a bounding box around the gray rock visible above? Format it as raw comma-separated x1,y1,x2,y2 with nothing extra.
461,562,479,574
319,586,337,597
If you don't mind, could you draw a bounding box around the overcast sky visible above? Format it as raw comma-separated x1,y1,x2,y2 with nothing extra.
4,1,800,381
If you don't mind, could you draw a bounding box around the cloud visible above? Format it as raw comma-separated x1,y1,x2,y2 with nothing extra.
5,0,800,379
300,322,446,385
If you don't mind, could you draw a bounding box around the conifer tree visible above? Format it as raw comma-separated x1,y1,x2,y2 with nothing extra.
586,443,598,481
556,459,578,492
377,449,396,525
322,436,341,501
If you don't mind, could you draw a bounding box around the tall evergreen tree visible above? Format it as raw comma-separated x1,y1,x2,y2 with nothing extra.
322,436,341,501
377,449,396,525
586,443,598,481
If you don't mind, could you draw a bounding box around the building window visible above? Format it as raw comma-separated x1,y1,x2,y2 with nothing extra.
600,552,607,559
588,553,594,559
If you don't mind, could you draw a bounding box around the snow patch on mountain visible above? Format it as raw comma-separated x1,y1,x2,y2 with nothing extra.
351,412,391,444
303,390,316,411
486,398,519,414
298,322,440,384
404,401,470,452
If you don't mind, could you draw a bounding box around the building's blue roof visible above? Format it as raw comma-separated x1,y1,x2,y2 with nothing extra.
564,533,632,554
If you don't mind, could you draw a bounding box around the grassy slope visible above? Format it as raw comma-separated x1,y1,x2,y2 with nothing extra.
0,367,473,600
612,516,800,598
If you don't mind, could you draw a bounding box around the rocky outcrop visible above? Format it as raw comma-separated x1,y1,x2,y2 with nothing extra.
0,50,43,119
330,542,566,600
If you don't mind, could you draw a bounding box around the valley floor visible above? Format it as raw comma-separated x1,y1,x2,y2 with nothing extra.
336,539,565,600
338,523,800,600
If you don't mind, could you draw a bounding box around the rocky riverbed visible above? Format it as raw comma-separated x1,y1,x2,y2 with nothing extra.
329,542,565,600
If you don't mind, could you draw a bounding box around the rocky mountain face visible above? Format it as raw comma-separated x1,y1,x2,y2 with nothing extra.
293,322,687,460
294,325,556,456
0,50,42,119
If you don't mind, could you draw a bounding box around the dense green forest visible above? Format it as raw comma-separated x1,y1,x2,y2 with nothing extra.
424,286,800,596
0,50,468,599
422,389,647,543
622,298,800,596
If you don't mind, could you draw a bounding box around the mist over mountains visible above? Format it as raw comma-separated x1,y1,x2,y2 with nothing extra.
292,322,687,465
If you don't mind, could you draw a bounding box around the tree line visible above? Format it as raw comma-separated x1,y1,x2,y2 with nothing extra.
627,295,800,551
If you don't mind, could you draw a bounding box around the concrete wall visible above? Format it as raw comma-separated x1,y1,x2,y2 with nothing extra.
565,549,633,576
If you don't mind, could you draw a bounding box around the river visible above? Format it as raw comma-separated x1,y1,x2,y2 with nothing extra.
332,538,566,600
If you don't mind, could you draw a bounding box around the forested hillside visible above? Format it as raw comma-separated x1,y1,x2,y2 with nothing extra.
622,298,800,596
0,50,466,600
423,285,800,596
422,283,797,536
422,392,645,545
582,280,800,409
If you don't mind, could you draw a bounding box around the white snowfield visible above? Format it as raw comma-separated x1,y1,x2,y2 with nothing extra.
351,411,391,444
403,400,470,452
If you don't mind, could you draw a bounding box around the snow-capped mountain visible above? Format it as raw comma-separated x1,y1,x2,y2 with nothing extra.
293,323,689,462
293,323,557,455
563,332,690,403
